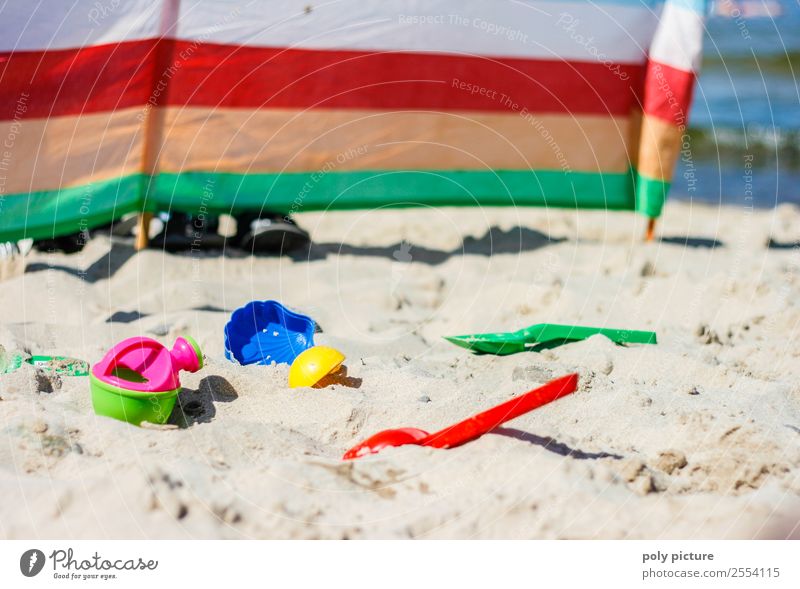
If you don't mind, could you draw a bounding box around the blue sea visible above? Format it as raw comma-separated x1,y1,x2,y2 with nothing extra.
672,0,800,207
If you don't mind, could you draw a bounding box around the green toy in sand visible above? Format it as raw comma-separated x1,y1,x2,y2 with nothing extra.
444,323,657,355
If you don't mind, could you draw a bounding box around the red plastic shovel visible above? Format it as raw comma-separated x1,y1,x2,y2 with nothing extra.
343,373,578,460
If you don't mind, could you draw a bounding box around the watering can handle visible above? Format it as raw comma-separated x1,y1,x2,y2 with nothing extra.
98,338,161,376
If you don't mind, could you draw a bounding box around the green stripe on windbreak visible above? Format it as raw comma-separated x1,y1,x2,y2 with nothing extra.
0,168,659,242
634,172,670,219
0,174,145,241
154,169,638,214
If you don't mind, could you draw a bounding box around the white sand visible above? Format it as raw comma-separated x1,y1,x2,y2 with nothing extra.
1,201,799,539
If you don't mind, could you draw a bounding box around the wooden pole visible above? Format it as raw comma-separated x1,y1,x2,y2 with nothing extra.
134,0,180,251
135,212,153,251
644,218,656,242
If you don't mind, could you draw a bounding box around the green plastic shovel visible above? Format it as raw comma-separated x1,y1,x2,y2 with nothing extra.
444,323,657,355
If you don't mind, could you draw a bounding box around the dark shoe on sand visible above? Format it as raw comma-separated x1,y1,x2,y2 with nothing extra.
33,232,88,254
237,215,310,254
151,213,226,252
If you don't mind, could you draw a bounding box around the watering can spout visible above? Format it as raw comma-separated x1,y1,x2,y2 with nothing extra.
170,336,204,373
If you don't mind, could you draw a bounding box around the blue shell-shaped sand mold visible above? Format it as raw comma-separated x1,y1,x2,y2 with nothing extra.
224,300,316,365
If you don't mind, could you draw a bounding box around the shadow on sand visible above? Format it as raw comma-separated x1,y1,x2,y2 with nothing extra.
299,225,565,265
170,375,239,428
493,427,623,460
660,236,723,249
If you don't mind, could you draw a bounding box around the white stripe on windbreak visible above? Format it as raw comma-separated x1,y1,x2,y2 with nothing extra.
648,1,704,72
0,0,161,51
175,0,661,64
4,0,666,67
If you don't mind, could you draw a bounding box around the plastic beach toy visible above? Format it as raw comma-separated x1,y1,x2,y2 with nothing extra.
343,373,578,459
0,346,88,376
90,336,203,426
26,355,89,376
444,323,657,355
288,346,345,388
0,346,23,374
224,300,315,365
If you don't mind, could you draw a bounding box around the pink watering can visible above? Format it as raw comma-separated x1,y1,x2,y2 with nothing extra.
90,336,203,426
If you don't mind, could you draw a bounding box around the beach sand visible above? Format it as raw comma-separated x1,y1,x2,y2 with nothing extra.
1,201,799,539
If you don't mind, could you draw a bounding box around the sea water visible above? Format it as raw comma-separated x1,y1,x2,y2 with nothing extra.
672,0,800,207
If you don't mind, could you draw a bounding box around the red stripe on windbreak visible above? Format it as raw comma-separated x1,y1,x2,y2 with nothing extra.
0,40,157,120
642,59,696,127
0,40,647,119
167,41,645,115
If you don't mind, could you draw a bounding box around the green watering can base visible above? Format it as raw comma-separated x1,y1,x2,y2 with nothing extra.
90,374,179,426
444,323,657,355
